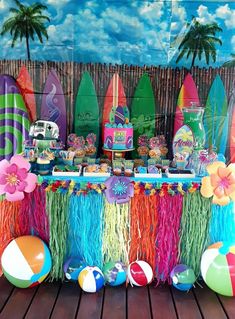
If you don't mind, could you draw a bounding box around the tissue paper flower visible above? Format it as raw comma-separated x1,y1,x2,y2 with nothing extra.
105,176,134,204
0,155,37,201
200,161,235,206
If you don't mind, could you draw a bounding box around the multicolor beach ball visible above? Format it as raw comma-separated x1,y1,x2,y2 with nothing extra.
127,260,153,286
201,241,235,296
78,266,104,293
63,257,86,281
1,236,52,288
103,261,127,286
170,264,196,291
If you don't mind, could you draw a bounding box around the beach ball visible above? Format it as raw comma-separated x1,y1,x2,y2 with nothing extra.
201,242,235,296
127,260,153,286
1,236,52,288
78,266,104,293
63,257,86,281
103,261,127,286
170,264,196,291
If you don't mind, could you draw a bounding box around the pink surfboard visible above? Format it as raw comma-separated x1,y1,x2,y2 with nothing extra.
174,73,200,135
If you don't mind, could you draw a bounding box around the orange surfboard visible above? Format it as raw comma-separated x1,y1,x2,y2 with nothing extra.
17,65,37,122
102,73,127,157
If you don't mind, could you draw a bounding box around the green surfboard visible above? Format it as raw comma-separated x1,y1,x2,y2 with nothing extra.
203,74,228,155
74,72,100,152
130,73,156,157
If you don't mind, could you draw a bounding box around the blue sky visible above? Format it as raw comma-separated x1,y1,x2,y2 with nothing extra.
0,0,234,67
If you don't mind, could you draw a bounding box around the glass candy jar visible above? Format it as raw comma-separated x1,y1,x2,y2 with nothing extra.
182,106,205,149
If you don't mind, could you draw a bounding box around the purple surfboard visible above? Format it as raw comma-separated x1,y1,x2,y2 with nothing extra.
40,69,67,144
0,75,30,160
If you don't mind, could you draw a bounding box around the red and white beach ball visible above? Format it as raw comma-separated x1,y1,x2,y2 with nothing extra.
127,260,153,286
78,266,104,293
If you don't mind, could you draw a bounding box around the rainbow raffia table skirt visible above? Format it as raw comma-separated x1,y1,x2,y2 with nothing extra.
0,175,234,282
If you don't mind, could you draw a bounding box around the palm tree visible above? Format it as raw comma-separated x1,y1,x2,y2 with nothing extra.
222,53,235,68
176,18,222,68
1,0,50,60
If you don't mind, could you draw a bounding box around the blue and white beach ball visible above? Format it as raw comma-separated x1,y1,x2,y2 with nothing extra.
78,266,104,293
103,261,127,286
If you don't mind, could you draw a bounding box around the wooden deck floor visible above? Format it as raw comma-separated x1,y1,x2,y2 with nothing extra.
0,276,234,319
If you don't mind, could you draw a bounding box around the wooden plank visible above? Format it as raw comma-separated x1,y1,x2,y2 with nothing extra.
171,286,202,319
149,284,177,319
218,294,235,319
193,283,227,319
51,281,81,319
0,276,14,312
0,285,38,319
102,285,126,319
127,286,152,319
24,281,61,319
76,288,104,319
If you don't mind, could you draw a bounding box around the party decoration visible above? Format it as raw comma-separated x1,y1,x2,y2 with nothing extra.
103,261,127,286
174,73,200,135
78,266,104,293
74,72,99,152
200,161,235,206
63,257,86,281
1,236,52,288
131,73,156,157
182,106,205,149
201,242,235,296
203,74,228,155
156,194,183,284
0,75,30,161
105,176,134,204
40,69,67,144
173,125,194,157
179,192,211,277
127,260,153,286
0,155,37,201
170,264,196,291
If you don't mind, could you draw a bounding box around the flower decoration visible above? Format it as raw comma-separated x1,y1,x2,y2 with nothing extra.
0,155,37,201
105,176,134,204
200,161,235,206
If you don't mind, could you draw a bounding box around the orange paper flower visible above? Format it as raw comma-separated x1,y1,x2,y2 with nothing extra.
201,161,235,206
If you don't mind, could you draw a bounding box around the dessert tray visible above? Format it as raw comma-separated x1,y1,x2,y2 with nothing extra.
134,168,162,178
83,166,111,177
165,168,196,178
52,165,82,176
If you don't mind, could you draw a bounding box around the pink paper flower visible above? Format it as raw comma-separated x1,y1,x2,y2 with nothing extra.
201,161,235,206
0,155,37,201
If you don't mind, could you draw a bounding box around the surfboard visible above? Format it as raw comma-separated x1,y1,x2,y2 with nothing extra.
102,73,127,157
16,65,37,123
174,73,200,135
203,74,228,155
74,72,99,151
130,73,155,157
0,75,30,160
40,69,67,144
228,81,235,162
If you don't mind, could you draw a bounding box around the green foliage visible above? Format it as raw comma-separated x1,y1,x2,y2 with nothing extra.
222,53,235,68
176,18,222,68
1,0,50,60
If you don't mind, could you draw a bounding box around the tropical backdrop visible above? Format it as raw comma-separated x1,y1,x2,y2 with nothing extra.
0,0,234,68
0,0,234,160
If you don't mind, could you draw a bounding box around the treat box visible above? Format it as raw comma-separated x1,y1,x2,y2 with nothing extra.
165,168,195,178
83,167,111,177
52,165,82,177
134,168,162,178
